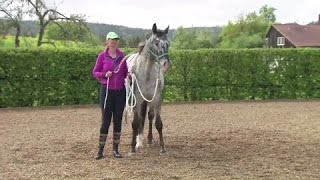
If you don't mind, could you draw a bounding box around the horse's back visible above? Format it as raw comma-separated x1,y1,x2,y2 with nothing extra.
126,53,139,73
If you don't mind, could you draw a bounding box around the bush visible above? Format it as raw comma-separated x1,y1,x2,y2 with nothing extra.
1,48,320,107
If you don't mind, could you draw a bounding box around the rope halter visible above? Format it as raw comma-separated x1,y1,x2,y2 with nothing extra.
146,35,170,65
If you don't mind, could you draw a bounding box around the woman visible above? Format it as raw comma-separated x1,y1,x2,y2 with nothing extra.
92,31,128,160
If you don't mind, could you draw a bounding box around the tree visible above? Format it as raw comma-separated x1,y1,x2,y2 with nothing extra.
172,26,217,49
127,36,141,48
0,19,11,36
171,26,197,49
259,5,276,23
0,0,29,47
46,20,89,41
195,28,216,48
118,38,127,48
23,0,87,46
219,5,276,48
46,20,102,47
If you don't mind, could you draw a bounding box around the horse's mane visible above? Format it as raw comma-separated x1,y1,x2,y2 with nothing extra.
138,41,146,54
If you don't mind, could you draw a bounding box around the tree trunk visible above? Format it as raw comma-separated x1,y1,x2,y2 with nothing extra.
37,18,45,47
37,26,44,46
37,18,51,47
15,25,21,48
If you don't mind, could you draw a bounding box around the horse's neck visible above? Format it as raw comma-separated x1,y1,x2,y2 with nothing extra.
138,43,158,81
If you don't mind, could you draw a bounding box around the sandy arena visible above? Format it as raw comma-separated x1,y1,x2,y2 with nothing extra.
1,100,320,179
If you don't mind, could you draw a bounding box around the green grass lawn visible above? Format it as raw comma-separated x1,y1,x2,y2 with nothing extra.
0,35,103,48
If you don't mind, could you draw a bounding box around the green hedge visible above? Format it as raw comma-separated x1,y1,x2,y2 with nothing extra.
165,48,320,101
1,48,320,107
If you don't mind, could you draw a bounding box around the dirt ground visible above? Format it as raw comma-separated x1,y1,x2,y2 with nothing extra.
1,100,320,179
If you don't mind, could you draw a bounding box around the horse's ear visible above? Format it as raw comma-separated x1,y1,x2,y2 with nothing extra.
152,23,157,34
164,26,169,34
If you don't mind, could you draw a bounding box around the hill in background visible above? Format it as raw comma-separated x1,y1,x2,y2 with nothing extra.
5,20,221,41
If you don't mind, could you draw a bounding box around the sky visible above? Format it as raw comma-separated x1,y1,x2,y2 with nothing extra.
46,0,319,29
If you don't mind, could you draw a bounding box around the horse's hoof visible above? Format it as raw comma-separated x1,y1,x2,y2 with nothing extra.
160,148,167,154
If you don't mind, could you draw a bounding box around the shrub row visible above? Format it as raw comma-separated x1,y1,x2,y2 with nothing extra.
1,48,319,107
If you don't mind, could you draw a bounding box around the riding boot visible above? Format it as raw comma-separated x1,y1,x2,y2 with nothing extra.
112,132,123,158
112,143,123,158
94,134,107,160
95,144,104,160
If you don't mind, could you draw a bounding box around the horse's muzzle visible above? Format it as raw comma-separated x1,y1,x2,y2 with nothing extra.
161,60,170,72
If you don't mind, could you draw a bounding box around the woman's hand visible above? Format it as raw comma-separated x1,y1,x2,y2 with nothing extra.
103,71,113,78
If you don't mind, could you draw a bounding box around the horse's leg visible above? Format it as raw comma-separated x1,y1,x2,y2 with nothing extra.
155,112,166,154
135,101,147,152
140,101,147,133
130,111,139,154
147,107,154,146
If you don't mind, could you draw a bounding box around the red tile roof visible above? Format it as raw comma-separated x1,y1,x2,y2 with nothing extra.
270,24,320,47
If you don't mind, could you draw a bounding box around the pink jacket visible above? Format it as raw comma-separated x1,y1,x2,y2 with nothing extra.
92,48,128,90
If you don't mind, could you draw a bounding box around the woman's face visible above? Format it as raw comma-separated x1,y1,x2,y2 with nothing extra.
107,39,119,48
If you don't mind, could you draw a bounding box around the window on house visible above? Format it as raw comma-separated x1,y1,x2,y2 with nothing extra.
277,37,285,46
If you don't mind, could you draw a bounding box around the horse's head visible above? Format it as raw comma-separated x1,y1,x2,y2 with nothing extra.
147,23,170,72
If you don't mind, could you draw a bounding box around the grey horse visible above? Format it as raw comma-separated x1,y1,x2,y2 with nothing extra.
127,23,170,155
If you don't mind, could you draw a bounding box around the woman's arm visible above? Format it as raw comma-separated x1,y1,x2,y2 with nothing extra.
92,53,104,79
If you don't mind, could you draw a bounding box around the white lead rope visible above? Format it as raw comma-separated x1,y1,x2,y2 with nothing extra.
102,54,160,124
104,72,159,124
103,78,110,110
125,72,159,115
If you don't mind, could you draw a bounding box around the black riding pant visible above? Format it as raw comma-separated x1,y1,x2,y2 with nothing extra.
99,85,126,135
